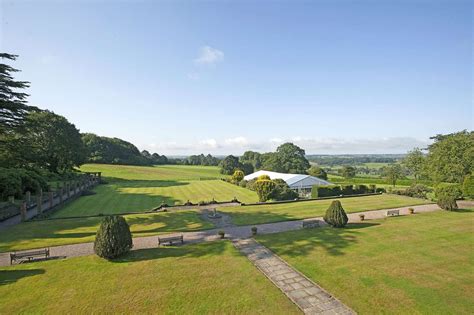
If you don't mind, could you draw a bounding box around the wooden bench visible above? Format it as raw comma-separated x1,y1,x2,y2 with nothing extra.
302,218,320,228
158,235,184,246
10,248,50,265
386,209,400,217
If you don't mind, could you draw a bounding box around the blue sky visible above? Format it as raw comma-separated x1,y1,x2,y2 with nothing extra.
1,0,472,155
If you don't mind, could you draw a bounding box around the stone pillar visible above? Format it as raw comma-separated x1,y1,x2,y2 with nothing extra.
37,188,43,214
8,196,14,204
66,182,70,198
59,188,64,204
20,202,27,222
98,172,102,183
49,191,54,209
25,191,31,206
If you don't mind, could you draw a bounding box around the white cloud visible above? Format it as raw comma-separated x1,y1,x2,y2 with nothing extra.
199,138,219,149
224,136,248,147
194,46,224,65
141,136,431,155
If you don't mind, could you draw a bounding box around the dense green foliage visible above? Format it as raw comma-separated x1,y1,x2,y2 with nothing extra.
323,200,348,228
340,166,356,179
140,150,169,165
82,133,150,166
403,148,425,181
425,131,473,183
382,164,404,186
219,155,241,175
255,179,276,202
270,179,298,200
239,151,262,169
232,170,245,182
180,153,219,166
262,143,310,174
307,166,328,180
0,53,36,134
463,175,474,199
435,184,460,210
94,215,133,259
311,184,374,198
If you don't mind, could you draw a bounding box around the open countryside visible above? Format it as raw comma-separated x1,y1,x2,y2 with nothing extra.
1,1,473,315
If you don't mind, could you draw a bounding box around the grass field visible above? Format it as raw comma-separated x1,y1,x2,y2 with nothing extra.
219,194,429,225
80,164,224,181
51,164,258,217
0,211,212,252
0,241,298,313
257,209,474,314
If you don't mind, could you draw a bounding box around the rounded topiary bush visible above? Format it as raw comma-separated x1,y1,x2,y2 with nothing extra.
94,215,133,259
435,185,460,211
323,200,348,228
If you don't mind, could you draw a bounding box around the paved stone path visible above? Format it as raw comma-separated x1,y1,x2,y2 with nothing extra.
234,238,354,314
2,201,473,268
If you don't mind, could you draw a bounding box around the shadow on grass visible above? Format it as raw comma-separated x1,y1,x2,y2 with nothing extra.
113,240,229,263
260,222,379,257
0,269,45,286
449,208,474,213
104,177,190,188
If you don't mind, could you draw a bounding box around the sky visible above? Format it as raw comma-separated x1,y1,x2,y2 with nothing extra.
1,0,472,155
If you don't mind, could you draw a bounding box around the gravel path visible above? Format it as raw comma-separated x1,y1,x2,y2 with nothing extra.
1,201,473,267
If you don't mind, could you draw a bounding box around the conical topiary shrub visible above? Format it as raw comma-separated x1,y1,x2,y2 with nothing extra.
323,200,348,228
94,215,133,259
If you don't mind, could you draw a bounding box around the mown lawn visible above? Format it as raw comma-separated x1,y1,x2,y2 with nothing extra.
257,209,474,314
220,194,429,225
0,242,298,314
0,211,213,252
52,179,257,218
79,163,224,181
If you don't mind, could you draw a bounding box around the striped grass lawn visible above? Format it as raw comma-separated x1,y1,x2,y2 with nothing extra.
219,194,429,225
257,209,474,314
52,179,258,218
0,211,213,252
79,164,224,181
0,241,298,313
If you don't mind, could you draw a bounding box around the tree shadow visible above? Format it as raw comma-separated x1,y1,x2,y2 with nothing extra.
112,240,229,263
259,222,379,257
104,177,190,188
448,208,474,213
0,269,45,286
225,210,301,226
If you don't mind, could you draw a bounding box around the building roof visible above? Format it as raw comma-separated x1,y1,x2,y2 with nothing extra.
243,170,332,188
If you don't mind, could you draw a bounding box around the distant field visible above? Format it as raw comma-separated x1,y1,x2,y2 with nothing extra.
79,164,224,181
0,242,298,314
257,209,474,314
219,194,429,225
0,210,213,252
50,164,258,217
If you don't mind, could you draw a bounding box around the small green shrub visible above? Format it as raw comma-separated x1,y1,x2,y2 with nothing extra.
323,200,348,228
239,180,248,188
354,184,368,194
369,184,376,193
251,226,257,235
312,185,342,198
341,185,353,195
218,230,225,239
232,170,245,182
94,216,133,259
255,179,276,202
463,175,474,199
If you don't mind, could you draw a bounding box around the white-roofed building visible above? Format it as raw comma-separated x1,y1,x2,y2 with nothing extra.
243,170,332,197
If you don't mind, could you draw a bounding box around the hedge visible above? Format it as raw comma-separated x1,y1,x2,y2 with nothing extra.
312,184,379,199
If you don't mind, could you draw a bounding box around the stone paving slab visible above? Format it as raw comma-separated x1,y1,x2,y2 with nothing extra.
233,238,355,314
